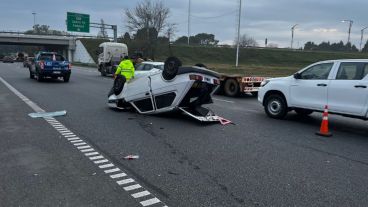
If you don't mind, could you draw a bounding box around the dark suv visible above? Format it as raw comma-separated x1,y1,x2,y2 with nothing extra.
29,52,71,82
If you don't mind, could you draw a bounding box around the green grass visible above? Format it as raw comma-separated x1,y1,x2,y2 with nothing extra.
79,39,368,77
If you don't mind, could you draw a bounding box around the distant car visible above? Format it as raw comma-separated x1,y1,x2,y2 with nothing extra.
258,59,368,120
23,57,34,68
3,56,14,63
134,61,164,78
29,52,71,82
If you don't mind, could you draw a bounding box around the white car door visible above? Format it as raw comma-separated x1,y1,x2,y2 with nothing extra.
328,62,368,116
289,62,335,110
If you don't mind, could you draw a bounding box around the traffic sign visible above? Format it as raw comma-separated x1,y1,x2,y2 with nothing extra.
67,12,90,33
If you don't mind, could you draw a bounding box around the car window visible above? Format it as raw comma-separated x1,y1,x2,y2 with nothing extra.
39,54,65,61
336,62,366,80
363,64,368,79
143,64,153,71
153,65,164,70
300,63,333,80
135,64,145,71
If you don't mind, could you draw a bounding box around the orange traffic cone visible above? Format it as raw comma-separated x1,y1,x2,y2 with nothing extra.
316,105,332,137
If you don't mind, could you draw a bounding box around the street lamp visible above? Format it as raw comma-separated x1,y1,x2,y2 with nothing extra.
360,26,368,51
291,24,298,49
341,20,353,44
32,12,36,29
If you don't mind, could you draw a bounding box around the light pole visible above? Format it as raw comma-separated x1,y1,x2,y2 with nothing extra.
341,20,353,44
187,0,191,45
291,24,298,49
235,0,242,67
360,26,368,51
32,12,36,29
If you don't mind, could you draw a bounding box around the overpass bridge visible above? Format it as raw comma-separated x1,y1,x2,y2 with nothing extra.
0,32,106,62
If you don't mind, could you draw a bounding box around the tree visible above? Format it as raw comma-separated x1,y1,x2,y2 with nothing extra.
124,0,170,58
25,24,68,36
174,36,188,44
362,40,368,52
235,34,258,47
193,33,219,46
97,19,108,38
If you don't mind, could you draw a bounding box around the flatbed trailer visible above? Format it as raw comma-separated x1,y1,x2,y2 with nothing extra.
219,74,267,97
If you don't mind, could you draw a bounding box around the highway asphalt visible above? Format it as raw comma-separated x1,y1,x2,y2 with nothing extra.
1,62,368,207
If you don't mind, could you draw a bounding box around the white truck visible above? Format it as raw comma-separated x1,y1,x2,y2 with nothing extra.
97,42,128,76
258,59,368,119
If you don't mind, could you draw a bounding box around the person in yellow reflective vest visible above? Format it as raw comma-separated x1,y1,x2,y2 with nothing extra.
114,56,135,81
109,56,135,97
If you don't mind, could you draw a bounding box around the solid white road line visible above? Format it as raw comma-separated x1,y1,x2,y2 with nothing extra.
117,178,134,185
124,184,142,191
110,173,127,179
104,168,120,174
0,76,168,207
140,198,161,206
131,190,151,198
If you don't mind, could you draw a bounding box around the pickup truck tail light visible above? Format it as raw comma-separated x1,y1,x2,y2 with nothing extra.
39,61,44,70
189,74,203,81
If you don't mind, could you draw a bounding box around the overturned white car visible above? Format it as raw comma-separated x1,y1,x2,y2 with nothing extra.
108,57,223,122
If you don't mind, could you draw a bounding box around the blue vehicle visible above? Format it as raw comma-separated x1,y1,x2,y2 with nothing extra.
29,52,71,82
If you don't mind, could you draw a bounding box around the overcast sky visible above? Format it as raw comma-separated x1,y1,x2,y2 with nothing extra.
2,0,368,48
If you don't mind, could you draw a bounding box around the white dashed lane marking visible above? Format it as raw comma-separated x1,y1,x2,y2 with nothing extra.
0,76,168,207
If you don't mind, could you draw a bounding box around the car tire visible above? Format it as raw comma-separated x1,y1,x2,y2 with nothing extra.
295,108,313,116
264,94,288,119
101,66,107,76
163,56,181,80
36,71,43,82
64,75,70,82
224,78,239,97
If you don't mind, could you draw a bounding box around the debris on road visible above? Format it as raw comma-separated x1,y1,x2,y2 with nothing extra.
217,116,233,125
28,110,67,118
123,155,139,160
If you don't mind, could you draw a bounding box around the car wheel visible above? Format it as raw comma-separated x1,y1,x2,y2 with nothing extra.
64,75,70,82
295,108,313,116
224,78,239,97
264,94,288,119
163,56,181,80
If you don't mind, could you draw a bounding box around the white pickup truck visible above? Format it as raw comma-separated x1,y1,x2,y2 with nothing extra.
258,59,368,119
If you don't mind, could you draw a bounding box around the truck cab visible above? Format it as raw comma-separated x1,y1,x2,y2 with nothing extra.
97,42,128,76
258,59,368,119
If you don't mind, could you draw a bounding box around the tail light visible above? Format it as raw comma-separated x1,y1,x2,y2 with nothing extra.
189,74,203,81
68,63,72,70
39,61,44,69
213,79,220,85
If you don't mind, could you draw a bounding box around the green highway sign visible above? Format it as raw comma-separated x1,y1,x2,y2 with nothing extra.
67,12,90,33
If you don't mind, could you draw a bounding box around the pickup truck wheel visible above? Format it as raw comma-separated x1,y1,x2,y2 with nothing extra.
64,75,70,82
264,94,287,119
224,78,239,97
29,70,34,79
295,108,313,116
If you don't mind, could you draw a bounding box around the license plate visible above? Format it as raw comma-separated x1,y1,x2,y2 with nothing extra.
53,71,61,74
53,67,61,70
